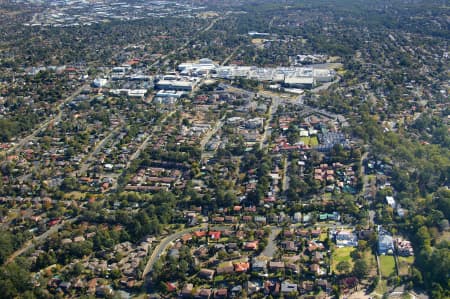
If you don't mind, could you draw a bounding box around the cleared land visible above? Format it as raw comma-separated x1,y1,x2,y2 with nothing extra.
398,256,414,276
300,136,319,147
379,255,396,278
362,250,378,277
332,247,354,273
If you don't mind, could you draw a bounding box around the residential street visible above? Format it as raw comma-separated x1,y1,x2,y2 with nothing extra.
259,226,281,259
141,224,208,279
6,83,90,155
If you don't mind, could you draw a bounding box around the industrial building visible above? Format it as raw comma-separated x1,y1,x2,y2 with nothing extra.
178,58,218,76
283,77,315,89
155,79,197,91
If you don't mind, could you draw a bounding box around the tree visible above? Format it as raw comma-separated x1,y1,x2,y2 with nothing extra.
60,176,79,191
434,188,450,220
411,266,423,285
352,259,369,279
0,231,14,264
0,278,18,298
415,226,431,248
110,268,121,279
0,262,33,295
336,261,351,274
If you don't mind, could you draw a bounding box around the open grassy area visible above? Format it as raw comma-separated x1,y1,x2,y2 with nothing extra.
300,136,319,147
379,255,396,278
319,232,328,242
251,38,264,45
366,174,377,183
437,231,450,243
362,250,378,277
398,256,414,276
332,247,354,273
322,192,332,200
63,191,85,200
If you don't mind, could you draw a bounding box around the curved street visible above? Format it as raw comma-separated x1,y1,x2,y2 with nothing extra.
141,224,207,279
142,224,284,280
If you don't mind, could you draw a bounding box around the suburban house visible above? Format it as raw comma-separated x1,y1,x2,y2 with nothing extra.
378,233,394,255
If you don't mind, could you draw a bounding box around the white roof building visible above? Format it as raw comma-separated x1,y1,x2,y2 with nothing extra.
155,90,185,98
93,78,108,87
386,196,396,208
177,58,218,75
127,89,147,98
284,76,315,88
156,79,196,91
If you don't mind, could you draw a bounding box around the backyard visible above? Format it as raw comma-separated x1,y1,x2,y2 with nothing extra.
362,250,378,277
300,136,319,147
332,247,354,273
397,256,414,276
379,255,396,278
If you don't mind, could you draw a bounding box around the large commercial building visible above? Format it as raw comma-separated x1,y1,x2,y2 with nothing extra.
175,58,336,90
155,79,197,91
283,77,315,89
178,58,218,76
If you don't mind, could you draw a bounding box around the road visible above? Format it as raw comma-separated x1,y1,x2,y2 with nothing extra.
107,111,175,191
150,15,224,68
6,83,89,155
126,134,150,168
29,13,39,24
221,46,241,66
360,150,376,227
76,118,125,175
4,216,79,265
143,221,352,279
259,226,281,259
200,116,225,161
293,100,349,127
127,110,175,168
311,75,340,93
142,224,208,279
282,156,289,192
260,96,280,150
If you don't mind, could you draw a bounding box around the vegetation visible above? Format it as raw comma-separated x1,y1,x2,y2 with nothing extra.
379,255,396,278
332,247,354,274
0,0,448,297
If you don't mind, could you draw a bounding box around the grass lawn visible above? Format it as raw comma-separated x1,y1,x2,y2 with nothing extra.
319,233,328,242
217,261,232,268
398,256,414,276
438,231,450,243
64,191,85,200
379,255,396,278
332,247,354,273
300,136,319,147
366,174,377,184
322,193,332,200
362,250,378,277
